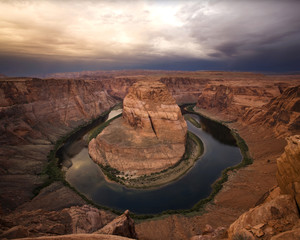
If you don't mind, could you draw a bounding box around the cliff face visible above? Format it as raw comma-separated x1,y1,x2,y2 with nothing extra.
0,78,116,145
196,84,276,121
89,81,187,176
243,86,300,136
0,78,118,212
276,135,300,206
123,81,187,143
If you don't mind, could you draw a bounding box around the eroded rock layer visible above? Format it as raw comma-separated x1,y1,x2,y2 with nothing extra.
276,135,300,206
89,81,187,176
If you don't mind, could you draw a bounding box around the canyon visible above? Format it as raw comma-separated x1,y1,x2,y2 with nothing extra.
1,71,300,239
89,80,187,177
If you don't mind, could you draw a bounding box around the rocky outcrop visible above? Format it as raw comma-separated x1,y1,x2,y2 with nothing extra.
16,234,135,239
228,195,299,239
190,225,226,239
96,210,137,239
243,86,300,136
89,81,187,176
196,84,275,121
0,206,137,239
197,85,234,112
227,135,300,240
122,81,187,143
276,135,300,206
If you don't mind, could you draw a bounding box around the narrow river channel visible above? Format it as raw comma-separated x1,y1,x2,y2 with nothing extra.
60,109,242,214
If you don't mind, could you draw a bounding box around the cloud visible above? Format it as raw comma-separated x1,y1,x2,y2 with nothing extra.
0,0,299,75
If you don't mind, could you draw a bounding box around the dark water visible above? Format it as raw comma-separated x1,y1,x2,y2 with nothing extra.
62,112,242,214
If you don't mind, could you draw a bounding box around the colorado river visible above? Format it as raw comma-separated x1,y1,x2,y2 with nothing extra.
60,109,242,214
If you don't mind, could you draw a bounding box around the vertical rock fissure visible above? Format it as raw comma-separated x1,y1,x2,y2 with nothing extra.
148,113,157,138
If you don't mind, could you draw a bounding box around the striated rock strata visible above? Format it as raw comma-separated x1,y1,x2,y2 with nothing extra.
89,81,187,176
276,135,300,206
243,85,300,136
0,77,118,213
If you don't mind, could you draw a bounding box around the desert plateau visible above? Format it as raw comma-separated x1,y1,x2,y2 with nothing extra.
1,1,300,239
1,70,300,240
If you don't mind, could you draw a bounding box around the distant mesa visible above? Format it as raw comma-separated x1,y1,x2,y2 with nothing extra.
88,80,187,177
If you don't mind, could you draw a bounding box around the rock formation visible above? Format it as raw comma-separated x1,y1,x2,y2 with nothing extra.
243,85,300,136
96,210,137,239
227,135,300,240
228,194,299,239
2,72,300,240
0,205,137,239
14,234,135,240
196,84,276,121
0,77,118,213
89,80,187,176
276,135,300,206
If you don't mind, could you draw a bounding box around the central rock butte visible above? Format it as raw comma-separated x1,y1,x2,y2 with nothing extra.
88,80,187,176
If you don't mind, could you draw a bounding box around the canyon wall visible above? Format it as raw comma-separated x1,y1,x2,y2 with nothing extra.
0,78,118,213
243,86,300,137
276,135,300,205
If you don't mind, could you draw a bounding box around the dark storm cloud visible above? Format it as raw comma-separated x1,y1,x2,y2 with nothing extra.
0,0,299,75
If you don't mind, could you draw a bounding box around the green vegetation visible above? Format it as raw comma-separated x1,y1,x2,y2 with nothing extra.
184,114,201,128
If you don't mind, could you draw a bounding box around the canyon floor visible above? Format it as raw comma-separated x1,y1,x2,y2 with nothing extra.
0,71,299,239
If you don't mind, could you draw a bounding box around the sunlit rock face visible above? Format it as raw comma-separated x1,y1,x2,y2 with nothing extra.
122,80,187,143
89,81,187,176
276,135,300,206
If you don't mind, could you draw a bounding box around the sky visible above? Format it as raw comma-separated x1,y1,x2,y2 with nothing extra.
0,0,299,76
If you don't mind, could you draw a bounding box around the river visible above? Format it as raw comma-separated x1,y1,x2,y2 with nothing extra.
60,109,242,214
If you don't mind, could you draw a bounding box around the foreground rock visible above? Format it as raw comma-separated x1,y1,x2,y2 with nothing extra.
0,205,116,238
0,206,137,239
228,135,300,240
89,80,187,176
277,135,300,206
228,194,299,239
96,210,137,239
14,234,135,239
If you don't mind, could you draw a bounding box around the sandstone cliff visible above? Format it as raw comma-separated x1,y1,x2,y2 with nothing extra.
243,85,300,136
89,81,187,176
276,135,300,206
0,78,118,213
196,84,277,121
